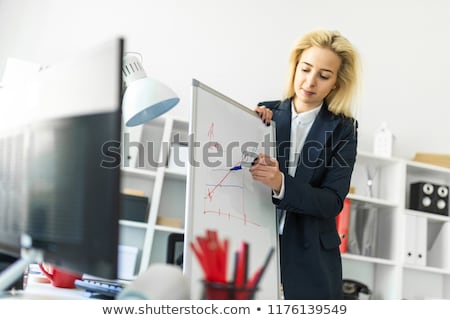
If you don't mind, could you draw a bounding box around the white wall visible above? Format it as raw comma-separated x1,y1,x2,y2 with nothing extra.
1,0,449,159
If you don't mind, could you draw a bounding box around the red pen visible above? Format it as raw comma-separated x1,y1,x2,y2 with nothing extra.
190,241,209,278
234,241,249,287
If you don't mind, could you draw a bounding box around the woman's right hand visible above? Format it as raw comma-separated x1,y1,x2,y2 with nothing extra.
250,153,282,193
254,105,272,126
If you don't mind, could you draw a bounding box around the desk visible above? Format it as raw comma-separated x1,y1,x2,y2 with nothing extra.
2,263,187,300
1,266,89,300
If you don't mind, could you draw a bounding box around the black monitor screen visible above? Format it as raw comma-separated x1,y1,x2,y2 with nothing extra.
27,111,121,278
0,37,123,282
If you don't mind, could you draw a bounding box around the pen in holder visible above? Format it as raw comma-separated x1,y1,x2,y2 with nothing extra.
190,229,275,300
202,281,258,300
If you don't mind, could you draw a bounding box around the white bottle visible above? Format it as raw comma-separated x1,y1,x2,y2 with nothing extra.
373,122,393,157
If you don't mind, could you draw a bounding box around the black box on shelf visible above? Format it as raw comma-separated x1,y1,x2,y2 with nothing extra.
409,182,449,216
120,194,149,222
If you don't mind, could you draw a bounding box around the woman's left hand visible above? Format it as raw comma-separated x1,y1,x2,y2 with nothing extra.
254,105,272,126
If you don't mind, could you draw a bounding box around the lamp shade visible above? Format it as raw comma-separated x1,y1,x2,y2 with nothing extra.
122,53,179,127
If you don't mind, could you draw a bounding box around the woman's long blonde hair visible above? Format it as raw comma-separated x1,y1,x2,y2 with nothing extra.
284,29,361,118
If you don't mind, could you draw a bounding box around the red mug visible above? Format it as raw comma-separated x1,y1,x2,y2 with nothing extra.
38,263,82,288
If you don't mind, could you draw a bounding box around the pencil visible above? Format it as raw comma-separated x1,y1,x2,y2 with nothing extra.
247,247,274,291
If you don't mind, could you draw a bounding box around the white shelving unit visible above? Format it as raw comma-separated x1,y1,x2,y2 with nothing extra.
118,118,450,299
118,116,188,277
401,160,450,299
342,151,450,299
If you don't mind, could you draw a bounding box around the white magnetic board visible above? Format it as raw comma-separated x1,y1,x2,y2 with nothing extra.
184,79,280,299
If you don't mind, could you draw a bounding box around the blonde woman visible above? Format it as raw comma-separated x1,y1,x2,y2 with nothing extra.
251,29,360,299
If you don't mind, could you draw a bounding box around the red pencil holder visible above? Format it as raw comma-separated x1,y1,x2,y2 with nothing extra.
202,281,257,300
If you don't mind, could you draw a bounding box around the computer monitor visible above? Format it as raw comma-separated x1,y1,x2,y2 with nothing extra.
0,37,124,291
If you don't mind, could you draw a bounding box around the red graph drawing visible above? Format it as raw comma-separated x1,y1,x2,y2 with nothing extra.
202,123,261,227
203,166,260,227
207,122,219,150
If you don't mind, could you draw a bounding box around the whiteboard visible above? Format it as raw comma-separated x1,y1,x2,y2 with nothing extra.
184,79,280,299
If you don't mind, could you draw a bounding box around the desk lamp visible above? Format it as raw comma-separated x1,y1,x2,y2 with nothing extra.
122,53,179,127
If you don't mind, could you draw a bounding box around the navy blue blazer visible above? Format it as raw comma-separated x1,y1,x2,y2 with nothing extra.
258,99,358,299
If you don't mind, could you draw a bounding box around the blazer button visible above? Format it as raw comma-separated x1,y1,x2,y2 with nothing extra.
303,242,310,249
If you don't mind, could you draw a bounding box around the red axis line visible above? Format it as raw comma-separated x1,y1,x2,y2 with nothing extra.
202,209,261,227
206,170,233,199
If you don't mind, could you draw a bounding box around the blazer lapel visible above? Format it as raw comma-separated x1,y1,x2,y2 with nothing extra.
273,99,292,175
296,103,340,182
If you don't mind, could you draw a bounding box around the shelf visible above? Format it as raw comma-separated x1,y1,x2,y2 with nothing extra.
403,264,450,275
406,160,450,175
119,220,148,229
348,194,399,209
154,225,184,234
405,209,450,222
121,167,157,178
342,253,396,266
